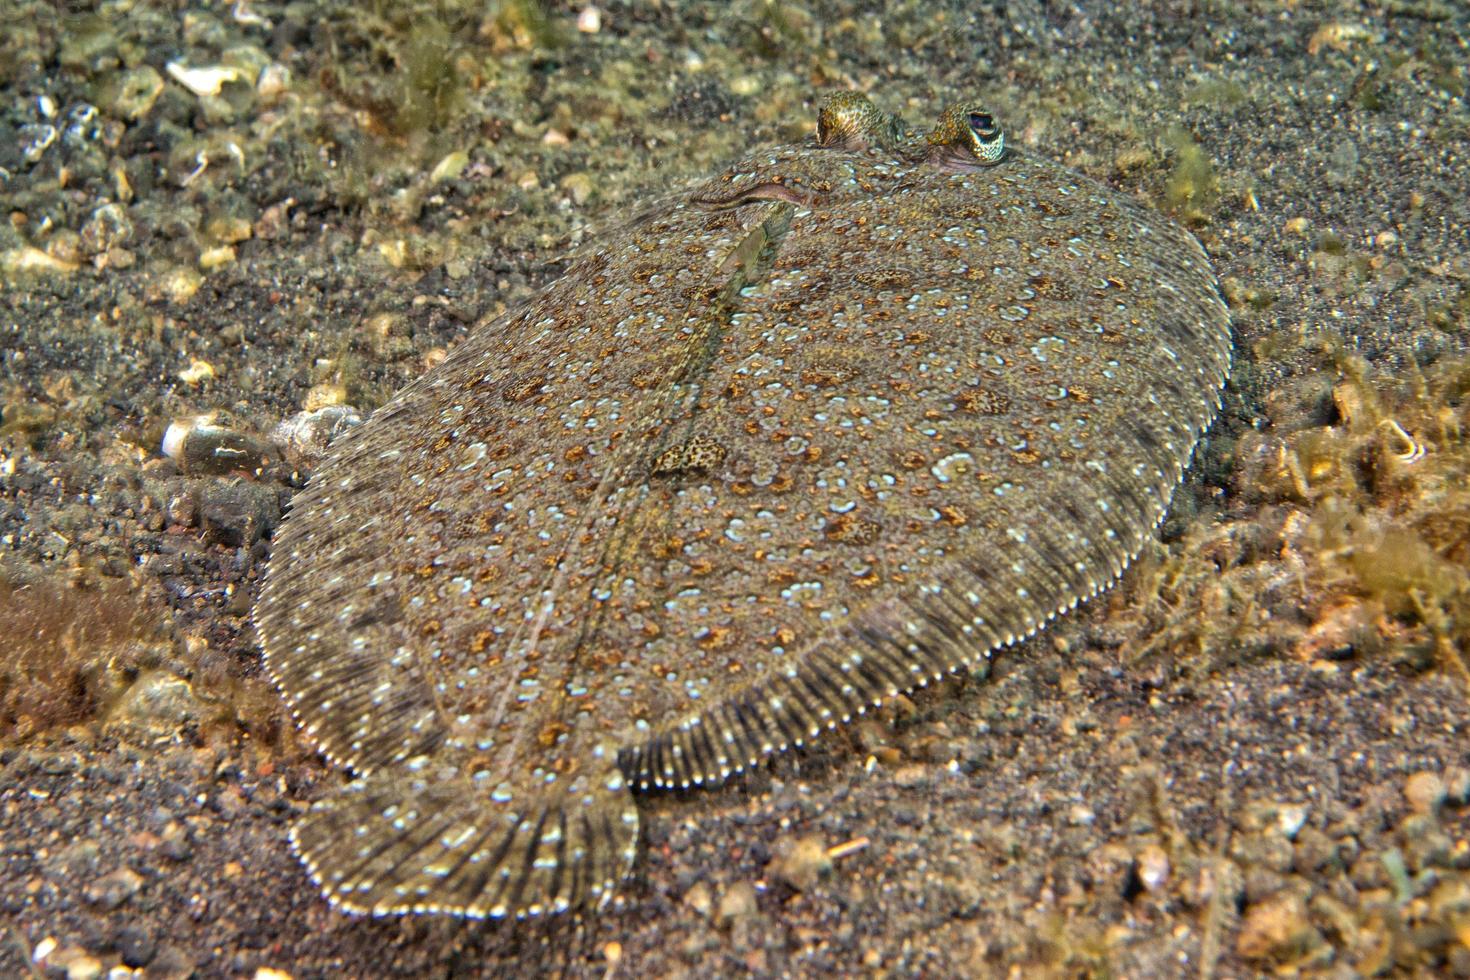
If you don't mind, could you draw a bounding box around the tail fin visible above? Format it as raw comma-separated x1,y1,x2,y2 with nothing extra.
290,763,639,919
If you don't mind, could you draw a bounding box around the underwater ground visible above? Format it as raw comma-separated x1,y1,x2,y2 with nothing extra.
2,0,1468,975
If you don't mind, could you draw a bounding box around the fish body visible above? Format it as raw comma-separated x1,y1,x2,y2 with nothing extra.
254,95,1231,919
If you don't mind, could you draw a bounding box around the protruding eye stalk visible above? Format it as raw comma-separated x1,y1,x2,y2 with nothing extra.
927,101,1007,170
815,91,907,150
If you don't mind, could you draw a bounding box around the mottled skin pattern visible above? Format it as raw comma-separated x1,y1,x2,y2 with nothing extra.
253,94,1232,920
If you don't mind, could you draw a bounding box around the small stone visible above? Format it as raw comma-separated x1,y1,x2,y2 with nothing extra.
272,405,362,468
1404,771,1447,815
1445,768,1470,806
768,833,831,891
117,925,156,968
162,415,268,474
205,215,254,245
100,246,135,270
177,358,217,385
1236,891,1324,963
1137,843,1170,893
683,880,712,917
166,490,199,527
46,230,84,266
890,764,931,789
577,5,601,33
110,672,199,733
149,944,196,979
1401,814,1453,873
158,266,203,304
1,246,78,275
199,244,237,270
84,867,143,910
199,478,281,545
561,172,595,206
256,63,291,101
1293,826,1344,874
303,383,348,412
52,948,103,980
160,824,193,862
1276,803,1310,840
429,150,469,183
166,61,246,97
105,66,165,120
716,880,758,924
254,199,294,240
79,203,133,255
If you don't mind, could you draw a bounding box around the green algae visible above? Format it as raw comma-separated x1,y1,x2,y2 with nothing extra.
1163,129,1219,226
1125,330,1470,688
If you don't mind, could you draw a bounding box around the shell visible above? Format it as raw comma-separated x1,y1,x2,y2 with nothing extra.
253,94,1231,919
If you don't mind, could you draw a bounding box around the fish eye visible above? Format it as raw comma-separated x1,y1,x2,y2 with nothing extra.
968,112,998,142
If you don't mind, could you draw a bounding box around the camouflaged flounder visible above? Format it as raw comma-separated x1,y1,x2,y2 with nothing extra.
253,93,1232,919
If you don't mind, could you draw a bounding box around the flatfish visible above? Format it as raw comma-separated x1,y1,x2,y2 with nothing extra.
253,93,1232,919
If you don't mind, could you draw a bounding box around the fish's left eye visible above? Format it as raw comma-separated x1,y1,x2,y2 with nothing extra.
968,112,998,141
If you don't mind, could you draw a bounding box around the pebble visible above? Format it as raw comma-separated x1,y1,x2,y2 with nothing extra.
889,764,931,789
1235,890,1323,963
162,416,268,475
1276,803,1310,840
84,867,143,910
271,405,362,468
560,172,595,206
1404,771,1446,815
1136,843,1170,893
177,358,217,384
160,824,193,862
46,230,84,266
199,244,237,270
166,61,245,97
1401,814,1453,873
105,66,164,120
117,925,157,968
199,478,280,545
166,490,199,527
683,880,713,917
80,203,133,256
109,672,199,733
1,245,78,275
50,947,103,980
256,63,291,101
157,266,203,304
767,833,831,892
1292,826,1344,874
1446,768,1470,806
205,214,254,245
717,881,758,924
